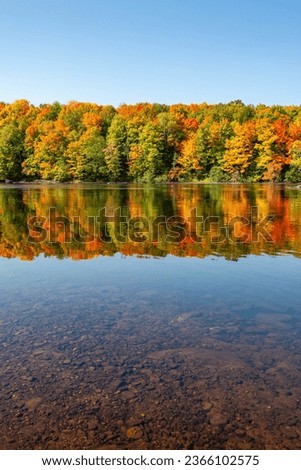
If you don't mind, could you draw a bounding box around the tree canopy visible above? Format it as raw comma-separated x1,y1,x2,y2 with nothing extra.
0,99,301,182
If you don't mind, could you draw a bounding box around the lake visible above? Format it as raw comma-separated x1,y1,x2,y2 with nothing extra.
0,183,301,450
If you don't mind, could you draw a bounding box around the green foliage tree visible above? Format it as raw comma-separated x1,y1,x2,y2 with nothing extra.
67,128,106,181
0,123,25,180
129,123,165,181
104,115,128,181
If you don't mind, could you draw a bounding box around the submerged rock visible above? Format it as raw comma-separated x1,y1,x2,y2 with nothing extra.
25,397,43,411
126,426,143,440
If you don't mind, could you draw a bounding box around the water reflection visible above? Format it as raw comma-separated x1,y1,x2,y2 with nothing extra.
0,183,301,260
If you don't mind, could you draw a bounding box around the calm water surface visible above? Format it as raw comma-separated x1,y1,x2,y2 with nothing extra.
1,183,301,449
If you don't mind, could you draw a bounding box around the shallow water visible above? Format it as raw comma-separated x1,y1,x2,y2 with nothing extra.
1,183,301,449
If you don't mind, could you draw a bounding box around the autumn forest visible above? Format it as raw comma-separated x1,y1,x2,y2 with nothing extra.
0,99,301,183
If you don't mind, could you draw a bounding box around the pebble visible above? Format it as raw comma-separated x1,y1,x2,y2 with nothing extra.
235,429,246,438
25,397,43,411
209,414,227,426
202,402,213,411
87,419,99,431
239,442,251,450
126,426,144,440
284,427,299,439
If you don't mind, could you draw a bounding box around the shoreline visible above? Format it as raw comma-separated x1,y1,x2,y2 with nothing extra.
0,180,300,187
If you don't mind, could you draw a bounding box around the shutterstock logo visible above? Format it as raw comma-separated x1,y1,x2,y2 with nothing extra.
27,206,275,244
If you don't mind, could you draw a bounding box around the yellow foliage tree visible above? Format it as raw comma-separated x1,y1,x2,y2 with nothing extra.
223,121,256,178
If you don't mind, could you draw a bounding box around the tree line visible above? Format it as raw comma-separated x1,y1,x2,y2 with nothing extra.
0,99,301,183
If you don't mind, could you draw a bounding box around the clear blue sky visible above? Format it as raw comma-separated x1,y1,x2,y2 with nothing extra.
1,0,300,106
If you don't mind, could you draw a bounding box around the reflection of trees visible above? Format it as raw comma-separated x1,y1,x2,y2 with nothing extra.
0,184,300,261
